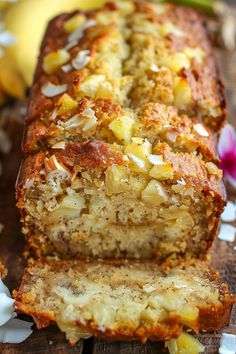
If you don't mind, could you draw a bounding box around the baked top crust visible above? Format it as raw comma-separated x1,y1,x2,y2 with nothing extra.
23,0,226,158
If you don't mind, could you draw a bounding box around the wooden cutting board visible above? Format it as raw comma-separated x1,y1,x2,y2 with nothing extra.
0,49,235,354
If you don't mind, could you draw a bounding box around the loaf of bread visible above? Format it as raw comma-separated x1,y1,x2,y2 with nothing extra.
16,0,226,260
14,259,234,344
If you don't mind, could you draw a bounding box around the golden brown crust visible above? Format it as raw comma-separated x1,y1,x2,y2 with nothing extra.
132,2,226,129
0,261,7,279
23,1,226,159
13,259,235,343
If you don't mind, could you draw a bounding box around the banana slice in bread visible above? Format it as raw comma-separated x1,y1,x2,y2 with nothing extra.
14,259,234,344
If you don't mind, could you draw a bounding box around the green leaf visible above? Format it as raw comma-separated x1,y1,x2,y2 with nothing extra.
158,0,215,15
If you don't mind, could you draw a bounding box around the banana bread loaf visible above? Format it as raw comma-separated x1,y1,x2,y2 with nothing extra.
16,0,226,260
14,259,235,344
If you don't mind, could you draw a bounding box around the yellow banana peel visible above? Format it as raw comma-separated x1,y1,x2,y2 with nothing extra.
0,55,25,99
4,0,106,87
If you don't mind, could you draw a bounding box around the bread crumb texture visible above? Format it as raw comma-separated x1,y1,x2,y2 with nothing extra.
14,260,234,343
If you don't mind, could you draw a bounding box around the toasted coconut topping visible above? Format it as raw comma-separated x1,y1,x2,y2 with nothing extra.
127,153,146,169
72,50,91,70
148,154,165,165
150,64,167,73
61,64,73,72
193,124,209,137
41,82,68,98
24,178,35,189
44,155,70,175
52,141,66,150
68,19,97,44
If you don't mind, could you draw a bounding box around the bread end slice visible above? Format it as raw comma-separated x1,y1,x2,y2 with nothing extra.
13,259,235,344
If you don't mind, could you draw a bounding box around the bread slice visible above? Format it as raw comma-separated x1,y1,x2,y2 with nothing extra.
16,140,225,260
13,259,235,344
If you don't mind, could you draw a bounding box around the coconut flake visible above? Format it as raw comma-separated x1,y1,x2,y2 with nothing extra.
221,201,236,222
148,154,164,165
177,178,186,186
72,50,91,70
41,82,68,98
219,333,236,354
52,141,66,150
127,154,145,169
193,123,209,137
68,19,97,44
150,64,167,72
24,178,35,190
0,318,33,344
61,64,73,72
218,224,236,242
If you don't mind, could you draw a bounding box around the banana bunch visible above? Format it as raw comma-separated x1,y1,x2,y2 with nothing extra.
0,0,106,104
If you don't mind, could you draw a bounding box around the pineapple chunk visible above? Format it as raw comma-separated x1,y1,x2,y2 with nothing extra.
178,306,199,330
159,52,190,73
129,175,147,195
205,162,223,179
109,115,135,144
184,47,205,64
173,77,192,109
105,165,129,195
149,161,174,180
55,93,78,116
160,22,183,37
43,50,70,74
63,14,86,33
125,138,152,174
165,332,204,354
78,75,113,99
141,180,167,205
61,195,85,210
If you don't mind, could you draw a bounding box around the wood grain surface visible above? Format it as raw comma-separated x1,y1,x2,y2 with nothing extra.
0,35,235,354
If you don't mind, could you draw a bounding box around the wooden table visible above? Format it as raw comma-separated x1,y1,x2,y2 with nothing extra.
0,36,235,354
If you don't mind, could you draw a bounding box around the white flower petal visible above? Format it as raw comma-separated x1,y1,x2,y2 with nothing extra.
0,277,11,297
0,293,15,326
221,201,236,222
218,224,236,242
218,124,236,157
0,318,33,344
219,333,236,354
